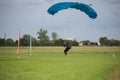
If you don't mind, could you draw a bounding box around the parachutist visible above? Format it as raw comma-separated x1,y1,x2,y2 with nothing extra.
89,4,92,6
64,42,72,56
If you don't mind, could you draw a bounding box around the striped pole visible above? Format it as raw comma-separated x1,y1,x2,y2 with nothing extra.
17,29,20,59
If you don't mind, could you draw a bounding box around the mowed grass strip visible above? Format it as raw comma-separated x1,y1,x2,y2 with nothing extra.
0,46,120,80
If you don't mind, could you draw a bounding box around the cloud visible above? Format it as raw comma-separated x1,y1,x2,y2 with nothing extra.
26,2,42,6
26,0,44,6
110,0,120,4
0,2,8,7
0,0,120,41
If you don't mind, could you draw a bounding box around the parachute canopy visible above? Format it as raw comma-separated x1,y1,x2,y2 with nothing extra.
65,38,73,41
47,2,97,19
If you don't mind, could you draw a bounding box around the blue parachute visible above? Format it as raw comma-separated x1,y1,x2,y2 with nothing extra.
47,2,97,19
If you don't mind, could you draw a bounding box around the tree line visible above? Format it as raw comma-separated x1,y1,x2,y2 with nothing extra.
80,37,120,46
0,28,78,46
99,37,120,46
0,28,120,46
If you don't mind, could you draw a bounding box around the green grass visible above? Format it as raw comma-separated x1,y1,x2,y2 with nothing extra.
0,46,120,80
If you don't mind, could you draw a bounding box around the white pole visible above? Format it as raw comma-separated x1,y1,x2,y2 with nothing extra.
112,53,115,59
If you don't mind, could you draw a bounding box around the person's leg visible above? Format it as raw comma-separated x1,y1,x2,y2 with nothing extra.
66,48,70,52
64,48,70,55
64,48,68,55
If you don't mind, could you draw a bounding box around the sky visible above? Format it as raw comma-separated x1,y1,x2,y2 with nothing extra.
0,0,120,42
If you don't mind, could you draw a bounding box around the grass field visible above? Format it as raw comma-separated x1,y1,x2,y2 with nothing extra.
0,46,120,80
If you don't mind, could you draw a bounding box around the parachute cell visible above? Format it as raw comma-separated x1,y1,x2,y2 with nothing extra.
47,2,97,19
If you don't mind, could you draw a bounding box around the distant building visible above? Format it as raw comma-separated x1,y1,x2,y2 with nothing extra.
97,42,101,46
79,41,101,46
89,42,101,46
79,41,83,46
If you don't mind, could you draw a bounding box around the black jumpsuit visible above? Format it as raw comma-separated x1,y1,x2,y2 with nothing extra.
64,43,72,55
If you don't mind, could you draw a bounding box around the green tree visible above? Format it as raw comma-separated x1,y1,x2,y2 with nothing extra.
99,37,108,46
31,36,39,46
19,34,38,46
109,39,120,46
72,39,79,46
82,40,90,45
55,38,64,46
0,38,6,46
99,37,120,46
20,34,30,46
51,32,59,45
6,38,15,46
37,28,50,46
51,32,59,41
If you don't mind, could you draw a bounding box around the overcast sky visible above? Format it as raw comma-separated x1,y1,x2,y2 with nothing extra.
0,0,120,41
